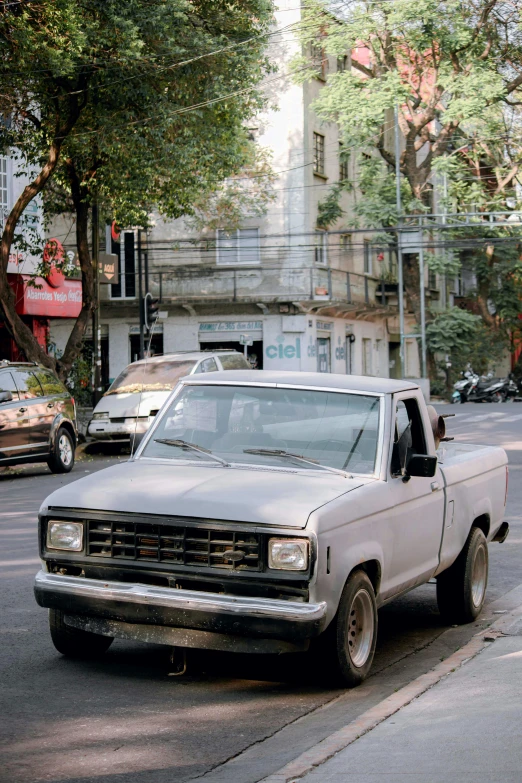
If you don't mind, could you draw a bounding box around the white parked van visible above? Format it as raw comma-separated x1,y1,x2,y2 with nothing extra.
87,351,250,442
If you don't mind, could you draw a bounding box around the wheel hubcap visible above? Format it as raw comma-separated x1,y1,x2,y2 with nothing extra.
347,588,374,668
58,434,73,466
471,545,487,608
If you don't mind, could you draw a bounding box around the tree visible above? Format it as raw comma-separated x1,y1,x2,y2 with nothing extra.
427,306,507,392
292,0,522,324
0,0,274,378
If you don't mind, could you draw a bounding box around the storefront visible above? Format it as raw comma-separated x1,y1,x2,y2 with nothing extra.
198,320,264,368
1,272,82,362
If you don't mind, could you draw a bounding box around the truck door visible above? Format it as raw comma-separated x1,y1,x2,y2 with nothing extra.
383,394,445,598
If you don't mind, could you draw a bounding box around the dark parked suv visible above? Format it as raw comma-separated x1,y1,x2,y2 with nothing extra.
0,360,77,473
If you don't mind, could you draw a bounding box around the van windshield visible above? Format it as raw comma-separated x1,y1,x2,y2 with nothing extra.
142,384,381,475
105,361,195,395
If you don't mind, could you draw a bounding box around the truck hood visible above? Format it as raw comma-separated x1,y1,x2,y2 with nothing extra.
93,390,170,419
40,460,370,529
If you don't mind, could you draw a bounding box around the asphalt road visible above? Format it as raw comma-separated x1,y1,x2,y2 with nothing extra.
2,405,522,783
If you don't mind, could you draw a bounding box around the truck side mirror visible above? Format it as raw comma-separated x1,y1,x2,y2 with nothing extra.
406,454,437,478
0,390,13,404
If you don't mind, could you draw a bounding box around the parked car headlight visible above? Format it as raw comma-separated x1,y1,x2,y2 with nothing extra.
92,412,109,420
268,539,308,571
47,521,83,551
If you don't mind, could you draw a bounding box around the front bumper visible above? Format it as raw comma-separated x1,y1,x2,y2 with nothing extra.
34,570,327,644
87,418,151,441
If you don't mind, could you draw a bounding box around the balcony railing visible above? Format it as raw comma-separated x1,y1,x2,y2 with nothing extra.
136,265,392,309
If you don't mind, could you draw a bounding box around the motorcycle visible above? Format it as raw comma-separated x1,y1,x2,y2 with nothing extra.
452,371,474,404
452,370,516,403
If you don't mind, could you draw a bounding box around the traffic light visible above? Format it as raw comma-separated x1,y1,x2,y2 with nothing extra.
143,292,159,330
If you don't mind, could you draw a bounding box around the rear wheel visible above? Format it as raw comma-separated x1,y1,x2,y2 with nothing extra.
47,427,75,473
49,609,113,658
437,527,489,624
318,570,378,687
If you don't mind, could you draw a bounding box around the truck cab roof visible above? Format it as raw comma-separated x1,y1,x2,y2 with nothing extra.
182,370,419,394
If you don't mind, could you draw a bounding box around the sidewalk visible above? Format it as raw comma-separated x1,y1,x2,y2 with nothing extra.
298,634,522,782
257,606,522,783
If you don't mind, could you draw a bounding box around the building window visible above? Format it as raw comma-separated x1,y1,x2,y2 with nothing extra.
111,229,136,299
216,228,260,265
337,55,349,72
0,157,8,212
428,269,438,290
314,230,328,266
339,143,349,181
313,133,325,176
362,337,372,375
311,44,328,80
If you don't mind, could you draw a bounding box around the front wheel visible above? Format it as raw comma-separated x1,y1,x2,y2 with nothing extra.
318,570,378,687
47,426,75,473
49,609,113,658
436,527,489,624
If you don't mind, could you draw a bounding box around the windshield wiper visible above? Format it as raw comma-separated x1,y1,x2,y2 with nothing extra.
243,448,352,478
154,439,230,467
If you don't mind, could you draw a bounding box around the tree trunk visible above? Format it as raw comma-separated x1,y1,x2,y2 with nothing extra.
55,162,96,381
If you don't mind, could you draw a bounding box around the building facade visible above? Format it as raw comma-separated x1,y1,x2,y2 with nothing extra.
49,0,422,385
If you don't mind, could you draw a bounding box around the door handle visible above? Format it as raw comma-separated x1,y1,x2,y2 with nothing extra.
47,402,55,408
431,481,440,492
18,407,27,413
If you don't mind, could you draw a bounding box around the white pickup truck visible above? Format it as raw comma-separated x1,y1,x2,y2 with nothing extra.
34,371,509,686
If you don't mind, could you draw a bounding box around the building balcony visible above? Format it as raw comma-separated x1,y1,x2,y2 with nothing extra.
135,265,395,312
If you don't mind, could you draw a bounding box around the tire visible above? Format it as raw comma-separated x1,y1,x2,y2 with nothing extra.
317,570,378,687
47,426,75,473
49,609,113,658
436,527,489,624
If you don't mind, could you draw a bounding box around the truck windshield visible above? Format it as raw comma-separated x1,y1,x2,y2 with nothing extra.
142,385,381,475
104,361,195,396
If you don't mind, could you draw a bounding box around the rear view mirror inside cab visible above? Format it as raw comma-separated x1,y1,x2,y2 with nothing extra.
406,454,437,478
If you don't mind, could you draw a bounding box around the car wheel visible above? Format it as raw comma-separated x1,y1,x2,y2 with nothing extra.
49,609,113,658
317,570,377,688
47,427,75,473
436,527,489,624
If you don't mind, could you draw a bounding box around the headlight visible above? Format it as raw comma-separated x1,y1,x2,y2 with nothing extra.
47,521,83,551
92,412,109,420
268,539,308,571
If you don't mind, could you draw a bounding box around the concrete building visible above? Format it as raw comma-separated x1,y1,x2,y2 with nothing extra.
49,0,421,386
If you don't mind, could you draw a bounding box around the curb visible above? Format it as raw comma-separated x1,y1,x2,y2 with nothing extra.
258,604,522,783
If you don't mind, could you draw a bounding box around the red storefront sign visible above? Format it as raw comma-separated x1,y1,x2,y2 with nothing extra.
9,274,82,318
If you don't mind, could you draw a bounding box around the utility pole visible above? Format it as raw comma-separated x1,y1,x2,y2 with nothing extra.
92,201,102,405
394,104,405,376
137,229,145,360
418,216,427,378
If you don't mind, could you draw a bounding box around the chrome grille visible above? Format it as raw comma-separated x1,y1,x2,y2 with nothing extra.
86,520,262,571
